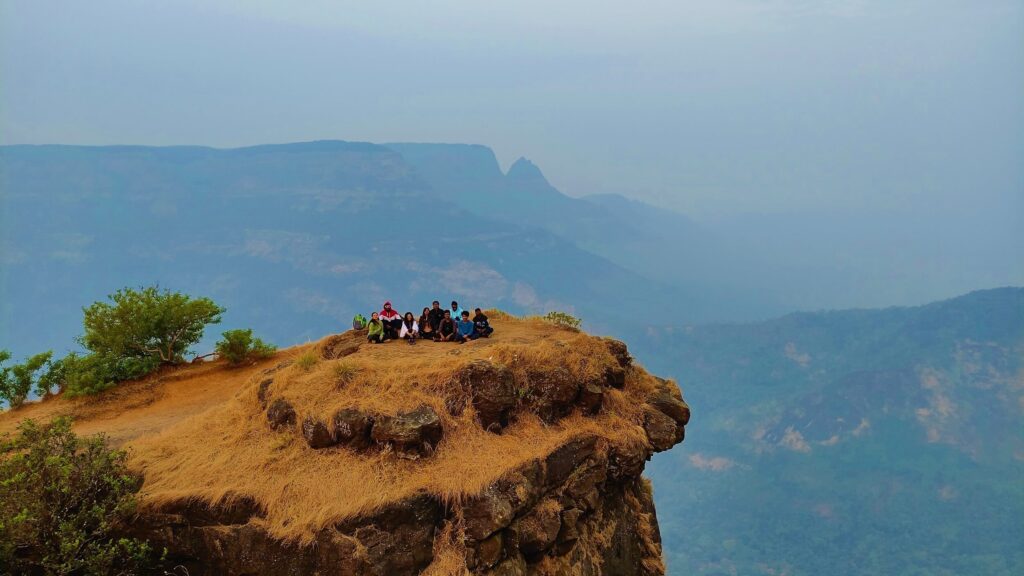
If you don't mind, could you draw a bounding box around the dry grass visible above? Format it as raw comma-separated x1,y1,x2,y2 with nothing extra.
2,316,664,545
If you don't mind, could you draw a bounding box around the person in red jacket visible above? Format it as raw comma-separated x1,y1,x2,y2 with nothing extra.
379,301,402,340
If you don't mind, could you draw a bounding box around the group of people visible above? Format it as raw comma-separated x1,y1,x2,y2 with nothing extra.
362,300,494,345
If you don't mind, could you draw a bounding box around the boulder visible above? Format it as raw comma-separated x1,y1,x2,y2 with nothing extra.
528,366,580,423
302,416,336,449
371,405,443,458
509,499,562,560
332,408,374,450
603,338,632,368
608,444,648,481
477,531,504,568
321,332,363,359
643,407,683,452
578,383,604,414
460,360,518,431
544,437,598,489
556,508,583,544
464,461,543,540
604,365,627,389
257,378,273,407
648,381,690,426
488,552,527,576
266,398,296,430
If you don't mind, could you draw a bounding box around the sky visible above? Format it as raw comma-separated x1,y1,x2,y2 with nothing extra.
1,0,1022,220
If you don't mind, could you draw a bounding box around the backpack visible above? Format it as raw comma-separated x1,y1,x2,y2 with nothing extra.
352,314,368,330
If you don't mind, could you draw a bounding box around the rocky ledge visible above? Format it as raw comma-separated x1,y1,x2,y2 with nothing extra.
134,334,689,575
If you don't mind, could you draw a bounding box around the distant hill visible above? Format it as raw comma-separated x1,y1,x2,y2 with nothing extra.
0,141,682,359
638,287,1024,575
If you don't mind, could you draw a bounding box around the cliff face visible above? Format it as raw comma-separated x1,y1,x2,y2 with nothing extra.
74,316,686,575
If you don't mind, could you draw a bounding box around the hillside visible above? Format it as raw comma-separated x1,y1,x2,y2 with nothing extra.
637,287,1024,575
0,141,686,361
0,315,690,575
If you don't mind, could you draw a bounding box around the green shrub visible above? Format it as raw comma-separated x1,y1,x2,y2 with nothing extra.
333,362,358,386
81,286,224,366
541,311,582,331
295,350,318,372
215,329,276,366
0,350,56,408
0,417,159,574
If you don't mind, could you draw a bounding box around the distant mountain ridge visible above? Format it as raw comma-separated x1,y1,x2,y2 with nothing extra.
639,287,1024,575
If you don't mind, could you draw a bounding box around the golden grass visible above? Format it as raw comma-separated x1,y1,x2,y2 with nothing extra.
2,316,664,545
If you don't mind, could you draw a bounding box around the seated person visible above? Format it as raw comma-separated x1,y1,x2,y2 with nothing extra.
418,307,435,340
366,312,385,344
427,300,445,332
450,300,466,323
471,308,494,339
455,310,475,343
379,301,402,340
399,312,419,344
436,310,456,342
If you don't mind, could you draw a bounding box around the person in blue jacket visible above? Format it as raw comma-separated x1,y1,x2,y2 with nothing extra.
455,310,475,343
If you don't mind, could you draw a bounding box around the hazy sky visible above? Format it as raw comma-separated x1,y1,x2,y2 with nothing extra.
2,0,1022,217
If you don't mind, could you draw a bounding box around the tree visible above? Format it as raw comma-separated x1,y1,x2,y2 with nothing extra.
214,329,277,366
0,350,55,408
0,418,157,574
81,286,224,365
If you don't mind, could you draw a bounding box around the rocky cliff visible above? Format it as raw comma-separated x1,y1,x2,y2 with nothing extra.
15,315,689,575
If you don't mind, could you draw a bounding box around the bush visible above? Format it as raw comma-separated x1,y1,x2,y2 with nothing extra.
0,350,57,408
215,329,276,366
0,417,158,574
81,286,224,366
295,350,318,372
541,311,582,331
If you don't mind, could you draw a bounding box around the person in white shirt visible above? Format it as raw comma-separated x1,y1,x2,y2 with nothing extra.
399,311,419,345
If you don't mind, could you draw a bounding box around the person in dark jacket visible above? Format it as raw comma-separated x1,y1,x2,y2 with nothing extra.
455,310,475,343
427,300,445,332
471,308,494,339
418,307,435,340
436,310,456,342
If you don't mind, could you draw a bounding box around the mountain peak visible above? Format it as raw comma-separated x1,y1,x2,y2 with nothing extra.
507,156,548,183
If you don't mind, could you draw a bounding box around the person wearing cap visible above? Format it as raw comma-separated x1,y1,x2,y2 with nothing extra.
379,301,402,340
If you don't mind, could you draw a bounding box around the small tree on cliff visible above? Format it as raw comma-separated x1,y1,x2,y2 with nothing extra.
81,286,224,366
0,417,157,573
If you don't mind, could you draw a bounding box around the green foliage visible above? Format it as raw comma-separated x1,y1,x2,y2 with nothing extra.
332,362,358,386
295,350,318,372
215,329,276,366
0,417,159,574
0,350,56,408
540,310,582,331
81,286,224,366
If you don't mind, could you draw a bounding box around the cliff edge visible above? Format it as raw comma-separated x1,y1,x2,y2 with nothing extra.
0,313,689,575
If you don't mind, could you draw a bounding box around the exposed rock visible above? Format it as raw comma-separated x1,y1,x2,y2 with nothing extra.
321,331,363,359
643,407,683,452
556,508,583,544
649,381,690,426
528,366,580,423
578,383,604,414
604,365,627,389
332,408,374,450
545,437,598,489
609,444,648,481
464,460,543,540
266,398,296,430
489,551,528,576
603,338,632,368
460,360,518,431
371,405,443,458
508,498,562,560
477,531,504,568
302,416,335,449
257,378,273,407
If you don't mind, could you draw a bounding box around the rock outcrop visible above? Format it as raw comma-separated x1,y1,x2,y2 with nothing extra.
132,327,689,576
